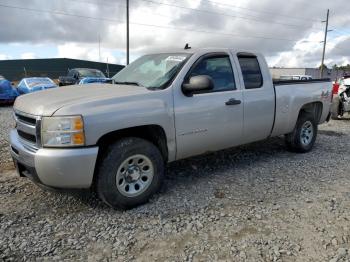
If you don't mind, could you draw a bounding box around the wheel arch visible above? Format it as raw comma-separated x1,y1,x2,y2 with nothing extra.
96,125,169,162
298,101,323,123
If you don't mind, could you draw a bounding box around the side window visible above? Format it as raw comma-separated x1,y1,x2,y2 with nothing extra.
19,80,26,88
237,55,263,89
189,55,236,92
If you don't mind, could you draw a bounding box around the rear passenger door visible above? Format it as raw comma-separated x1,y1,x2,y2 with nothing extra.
235,53,275,144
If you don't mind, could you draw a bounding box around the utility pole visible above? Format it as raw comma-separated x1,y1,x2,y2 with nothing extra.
106,57,110,78
320,9,329,78
98,33,101,62
126,0,130,65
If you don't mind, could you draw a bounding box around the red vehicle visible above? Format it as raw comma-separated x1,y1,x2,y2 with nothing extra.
331,77,350,119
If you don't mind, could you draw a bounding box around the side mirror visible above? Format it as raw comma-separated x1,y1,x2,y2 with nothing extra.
182,75,214,95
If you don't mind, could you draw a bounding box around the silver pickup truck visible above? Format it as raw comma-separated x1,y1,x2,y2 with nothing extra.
10,48,332,209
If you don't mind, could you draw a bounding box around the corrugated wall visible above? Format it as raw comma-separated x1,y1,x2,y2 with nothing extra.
269,68,306,79
0,58,124,81
270,68,350,81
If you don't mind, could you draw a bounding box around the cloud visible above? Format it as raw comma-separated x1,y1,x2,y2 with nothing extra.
0,0,349,67
57,43,119,64
268,32,324,67
0,53,12,60
20,52,36,59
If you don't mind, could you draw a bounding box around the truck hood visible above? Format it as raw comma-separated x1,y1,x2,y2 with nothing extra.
14,84,149,116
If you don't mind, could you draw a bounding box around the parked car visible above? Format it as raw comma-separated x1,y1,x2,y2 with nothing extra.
0,79,19,104
58,68,106,86
78,77,111,85
10,48,332,209
330,77,350,119
17,77,57,94
280,75,313,80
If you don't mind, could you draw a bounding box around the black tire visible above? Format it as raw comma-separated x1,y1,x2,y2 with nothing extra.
285,113,317,153
96,137,164,209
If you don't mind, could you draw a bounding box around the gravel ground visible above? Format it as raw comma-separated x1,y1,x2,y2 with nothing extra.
1,106,350,261
0,106,14,170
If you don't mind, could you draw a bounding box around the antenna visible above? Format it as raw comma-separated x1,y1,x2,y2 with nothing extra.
184,43,191,50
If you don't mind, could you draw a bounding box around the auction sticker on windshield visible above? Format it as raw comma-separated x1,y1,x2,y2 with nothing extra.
165,56,187,62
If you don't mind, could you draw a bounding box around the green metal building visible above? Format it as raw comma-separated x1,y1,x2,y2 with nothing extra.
0,58,124,81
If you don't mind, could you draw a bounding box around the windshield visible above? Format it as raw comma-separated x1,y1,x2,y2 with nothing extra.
78,69,105,78
25,78,55,88
112,53,191,89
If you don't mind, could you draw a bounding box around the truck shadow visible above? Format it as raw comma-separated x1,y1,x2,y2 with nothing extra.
165,136,287,182
74,136,289,210
74,130,346,212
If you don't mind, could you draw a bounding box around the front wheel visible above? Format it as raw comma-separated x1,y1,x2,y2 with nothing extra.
285,113,317,153
96,137,164,209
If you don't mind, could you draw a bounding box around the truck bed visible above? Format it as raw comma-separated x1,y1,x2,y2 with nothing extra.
271,78,332,137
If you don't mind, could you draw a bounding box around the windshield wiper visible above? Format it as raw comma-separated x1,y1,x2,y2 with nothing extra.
114,81,143,87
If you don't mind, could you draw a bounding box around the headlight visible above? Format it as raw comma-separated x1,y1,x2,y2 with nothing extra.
41,116,85,147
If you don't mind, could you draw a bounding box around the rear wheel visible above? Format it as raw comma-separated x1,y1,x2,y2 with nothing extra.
285,113,317,153
96,137,164,209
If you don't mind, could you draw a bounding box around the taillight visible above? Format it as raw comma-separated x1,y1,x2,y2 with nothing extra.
331,83,339,102
332,83,339,95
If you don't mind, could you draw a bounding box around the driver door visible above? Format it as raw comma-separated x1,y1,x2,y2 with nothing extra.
173,53,244,160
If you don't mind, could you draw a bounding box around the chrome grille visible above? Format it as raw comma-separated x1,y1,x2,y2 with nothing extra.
14,110,41,152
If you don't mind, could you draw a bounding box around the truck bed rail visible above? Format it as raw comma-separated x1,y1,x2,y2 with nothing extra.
273,78,331,86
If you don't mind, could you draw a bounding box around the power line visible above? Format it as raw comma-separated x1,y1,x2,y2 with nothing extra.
173,0,321,23
70,0,125,8
60,0,181,20
0,2,321,44
135,0,323,31
333,29,350,36
0,3,123,23
333,46,347,52
73,0,318,26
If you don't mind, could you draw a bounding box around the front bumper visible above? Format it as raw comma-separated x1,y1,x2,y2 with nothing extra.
10,129,98,188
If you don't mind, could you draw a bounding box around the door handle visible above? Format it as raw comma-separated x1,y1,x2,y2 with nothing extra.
225,98,241,105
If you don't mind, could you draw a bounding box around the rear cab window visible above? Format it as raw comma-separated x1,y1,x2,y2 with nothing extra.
237,53,263,89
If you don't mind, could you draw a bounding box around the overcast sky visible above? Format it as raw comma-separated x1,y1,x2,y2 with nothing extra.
0,0,349,67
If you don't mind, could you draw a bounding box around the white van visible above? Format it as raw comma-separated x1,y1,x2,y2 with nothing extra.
280,75,313,81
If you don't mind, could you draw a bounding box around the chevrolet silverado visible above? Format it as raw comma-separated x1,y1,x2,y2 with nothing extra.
10,48,332,209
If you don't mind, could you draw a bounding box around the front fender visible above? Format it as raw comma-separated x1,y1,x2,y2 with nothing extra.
54,90,176,161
